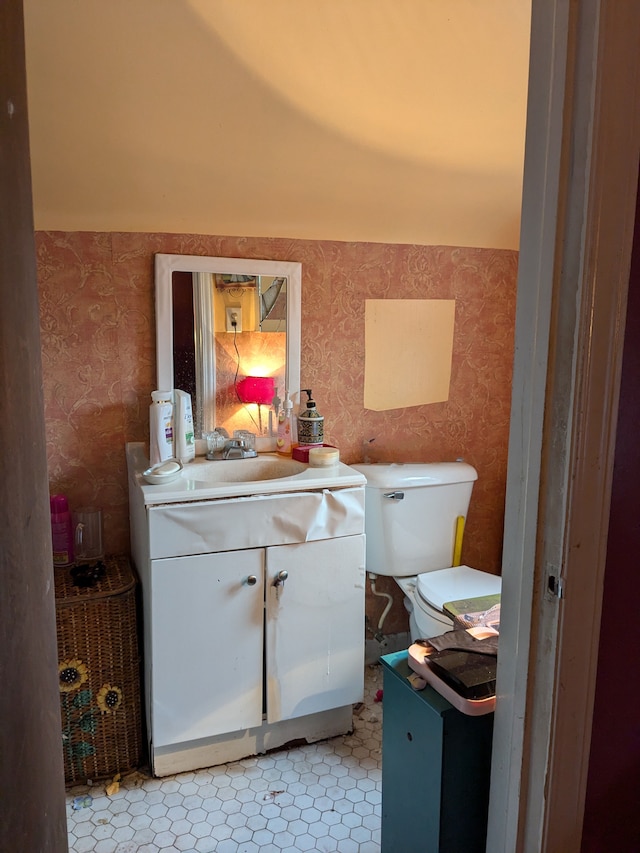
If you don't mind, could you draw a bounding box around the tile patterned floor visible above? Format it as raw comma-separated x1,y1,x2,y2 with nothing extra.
66,665,383,853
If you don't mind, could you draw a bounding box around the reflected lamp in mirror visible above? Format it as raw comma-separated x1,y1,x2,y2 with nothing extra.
236,376,275,406
236,376,275,435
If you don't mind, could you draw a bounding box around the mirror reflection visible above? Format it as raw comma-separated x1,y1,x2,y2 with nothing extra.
155,255,301,441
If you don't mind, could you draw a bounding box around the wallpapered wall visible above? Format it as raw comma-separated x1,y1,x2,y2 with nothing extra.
37,231,517,634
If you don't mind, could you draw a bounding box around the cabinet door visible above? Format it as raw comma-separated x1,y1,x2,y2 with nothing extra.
151,549,264,748
265,534,365,723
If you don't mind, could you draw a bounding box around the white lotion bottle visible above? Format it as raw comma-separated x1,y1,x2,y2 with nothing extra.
150,390,174,465
174,389,196,464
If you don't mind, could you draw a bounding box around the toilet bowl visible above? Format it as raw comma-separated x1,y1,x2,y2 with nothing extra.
351,462,502,641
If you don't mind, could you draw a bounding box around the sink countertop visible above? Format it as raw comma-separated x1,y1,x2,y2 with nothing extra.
126,442,366,506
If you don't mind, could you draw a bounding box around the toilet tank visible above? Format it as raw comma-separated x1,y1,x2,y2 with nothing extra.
351,462,478,578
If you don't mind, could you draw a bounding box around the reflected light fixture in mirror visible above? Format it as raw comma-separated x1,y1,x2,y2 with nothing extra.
237,376,275,435
155,255,301,441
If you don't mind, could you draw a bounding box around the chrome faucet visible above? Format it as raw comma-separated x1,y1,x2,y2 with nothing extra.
206,437,258,461
223,439,257,459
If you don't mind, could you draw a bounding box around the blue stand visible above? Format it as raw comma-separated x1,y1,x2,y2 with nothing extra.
380,651,494,853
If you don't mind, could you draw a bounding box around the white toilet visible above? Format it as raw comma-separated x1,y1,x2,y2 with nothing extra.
352,462,501,640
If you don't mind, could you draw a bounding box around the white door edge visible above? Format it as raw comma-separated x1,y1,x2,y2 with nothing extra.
487,2,640,851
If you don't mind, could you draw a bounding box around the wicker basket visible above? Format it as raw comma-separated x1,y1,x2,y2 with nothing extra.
55,555,143,785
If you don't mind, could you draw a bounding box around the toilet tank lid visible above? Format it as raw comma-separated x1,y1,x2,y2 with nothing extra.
351,461,477,489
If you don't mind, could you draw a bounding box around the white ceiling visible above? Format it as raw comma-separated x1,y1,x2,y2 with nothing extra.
24,0,530,248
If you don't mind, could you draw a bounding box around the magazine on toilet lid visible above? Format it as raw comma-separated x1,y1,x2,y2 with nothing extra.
416,565,501,611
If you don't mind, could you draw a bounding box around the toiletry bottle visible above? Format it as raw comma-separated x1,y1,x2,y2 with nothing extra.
276,391,294,456
50,494,74,567
150,390,174,465
297,389,324,446
271,387,281,441
174,389,195,464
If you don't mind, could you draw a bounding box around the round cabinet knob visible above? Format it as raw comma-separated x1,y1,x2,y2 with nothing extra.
277,570,289,582
246,575,258,586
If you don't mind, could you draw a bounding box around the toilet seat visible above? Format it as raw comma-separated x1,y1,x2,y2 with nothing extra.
396,565,502,641
415,564,501,613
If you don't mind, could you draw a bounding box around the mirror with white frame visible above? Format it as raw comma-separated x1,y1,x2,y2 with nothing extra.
155,254,301,440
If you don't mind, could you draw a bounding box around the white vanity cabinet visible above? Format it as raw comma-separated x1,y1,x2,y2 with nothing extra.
126,443,366,776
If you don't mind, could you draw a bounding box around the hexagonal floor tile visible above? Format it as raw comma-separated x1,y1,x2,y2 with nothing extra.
66,665,384,853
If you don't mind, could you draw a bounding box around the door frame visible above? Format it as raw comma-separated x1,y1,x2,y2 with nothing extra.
487,1,640,850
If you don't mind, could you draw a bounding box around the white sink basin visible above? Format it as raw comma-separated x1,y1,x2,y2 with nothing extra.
127,442,367,505
184,455,307,484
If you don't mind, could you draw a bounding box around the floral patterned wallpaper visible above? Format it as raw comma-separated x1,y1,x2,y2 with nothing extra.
37,231,517,634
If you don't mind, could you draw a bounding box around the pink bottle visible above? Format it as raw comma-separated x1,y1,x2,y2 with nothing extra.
50,494,74,567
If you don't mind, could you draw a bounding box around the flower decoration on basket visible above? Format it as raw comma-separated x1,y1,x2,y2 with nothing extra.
58,658,123,774
97,684,123,714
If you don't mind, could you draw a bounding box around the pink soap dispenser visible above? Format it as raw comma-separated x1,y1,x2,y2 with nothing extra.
50,494,74,567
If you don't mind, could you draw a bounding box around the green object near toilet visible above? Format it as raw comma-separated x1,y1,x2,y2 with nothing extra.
443,593,501,623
